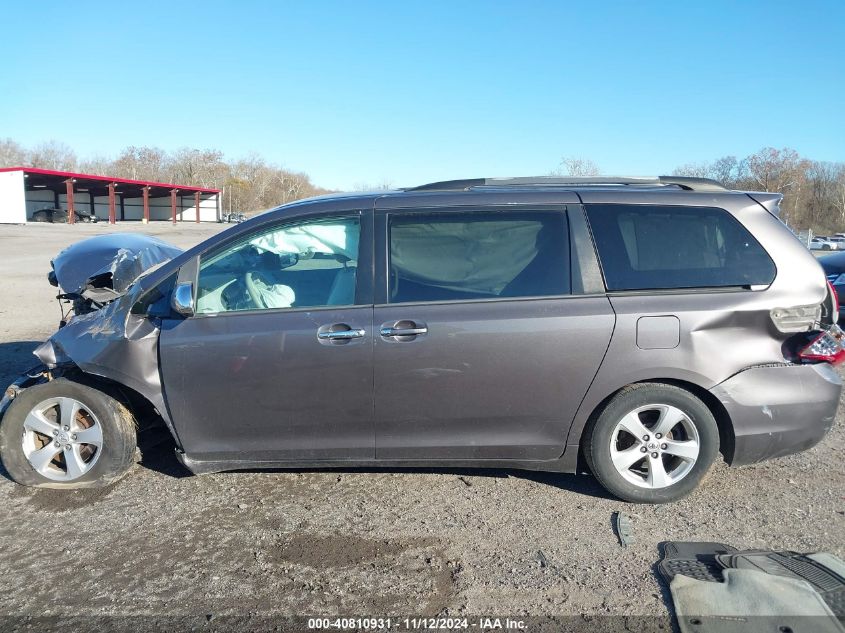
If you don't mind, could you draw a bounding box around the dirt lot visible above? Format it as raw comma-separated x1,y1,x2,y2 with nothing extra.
0,223,843,623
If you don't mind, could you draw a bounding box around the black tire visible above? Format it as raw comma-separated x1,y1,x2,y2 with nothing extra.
583,383,719,504
0,379,136,489
823,245,831,251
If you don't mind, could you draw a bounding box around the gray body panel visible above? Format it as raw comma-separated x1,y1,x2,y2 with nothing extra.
373,297,614,460
17,183,839,476
158,306,375,460
369,193,614,461
563,188,831,458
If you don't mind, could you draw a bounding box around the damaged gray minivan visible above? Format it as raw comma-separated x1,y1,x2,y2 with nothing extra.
1,176,842,503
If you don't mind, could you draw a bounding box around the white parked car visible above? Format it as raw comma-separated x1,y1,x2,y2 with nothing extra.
811,237,838,251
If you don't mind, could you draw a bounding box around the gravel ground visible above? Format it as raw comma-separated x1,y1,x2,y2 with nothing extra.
0,223,842,622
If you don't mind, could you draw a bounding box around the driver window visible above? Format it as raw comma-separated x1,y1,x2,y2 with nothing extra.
195,216,361,314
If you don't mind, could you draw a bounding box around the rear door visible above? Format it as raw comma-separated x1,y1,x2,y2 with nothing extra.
372,201,615,461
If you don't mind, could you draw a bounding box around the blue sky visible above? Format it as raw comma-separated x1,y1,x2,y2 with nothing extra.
1,1,843,190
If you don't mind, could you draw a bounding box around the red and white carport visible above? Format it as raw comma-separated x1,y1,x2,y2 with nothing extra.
0,167,221,224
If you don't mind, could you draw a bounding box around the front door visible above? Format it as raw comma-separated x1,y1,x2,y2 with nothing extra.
159,212,375,461
373,205,615,461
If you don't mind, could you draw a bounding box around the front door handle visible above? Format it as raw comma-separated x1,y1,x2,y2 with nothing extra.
380,320,428,338
319,328,365,340
317,324,366,345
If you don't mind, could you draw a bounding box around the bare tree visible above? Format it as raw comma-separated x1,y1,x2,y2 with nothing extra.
353,179,394,191
710,156,744,186
109,146,172,182
745,147,808,192
552,157,601,177
222,154,327,212
78,154,116,176
672,162,710,179
227,155,271,212
835,165,845,226
170,148,227,188
0,138,27,166
673,156,744,187
804,161,845,228
670,148,845,232
28,140,78,171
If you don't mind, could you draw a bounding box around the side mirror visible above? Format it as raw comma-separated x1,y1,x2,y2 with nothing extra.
171,281,195,316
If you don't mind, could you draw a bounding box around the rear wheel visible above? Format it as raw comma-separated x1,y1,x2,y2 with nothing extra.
0,379,136,488
584,383,719,503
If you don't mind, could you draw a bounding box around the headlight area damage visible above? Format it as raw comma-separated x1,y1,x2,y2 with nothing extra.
49,233,182,323
1,234,183,443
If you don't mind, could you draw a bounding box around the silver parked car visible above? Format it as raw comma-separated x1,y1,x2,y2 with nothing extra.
0,176,841,503
812,236,839,251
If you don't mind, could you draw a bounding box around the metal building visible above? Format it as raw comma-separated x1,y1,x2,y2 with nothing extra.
0,167,221,224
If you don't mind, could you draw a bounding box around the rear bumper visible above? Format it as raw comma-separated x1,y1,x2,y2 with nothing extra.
710,363,841,466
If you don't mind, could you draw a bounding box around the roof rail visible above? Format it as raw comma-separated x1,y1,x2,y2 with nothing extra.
405,176,728,193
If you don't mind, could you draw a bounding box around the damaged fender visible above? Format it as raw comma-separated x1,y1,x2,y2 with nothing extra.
32,289,181,446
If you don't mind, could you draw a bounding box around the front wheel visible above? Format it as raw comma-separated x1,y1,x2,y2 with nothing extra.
583,383,719,503
0,379,137,488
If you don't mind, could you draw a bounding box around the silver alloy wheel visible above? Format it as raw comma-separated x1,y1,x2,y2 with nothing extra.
609,403,700,489
20,397,103,482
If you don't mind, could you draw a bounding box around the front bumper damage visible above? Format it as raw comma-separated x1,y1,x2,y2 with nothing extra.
711,363,842,466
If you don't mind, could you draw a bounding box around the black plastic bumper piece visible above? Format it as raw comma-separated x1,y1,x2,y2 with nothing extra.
658,541,738,584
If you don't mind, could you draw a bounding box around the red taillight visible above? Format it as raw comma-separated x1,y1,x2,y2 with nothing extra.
827,280,840,315
799,324,845,365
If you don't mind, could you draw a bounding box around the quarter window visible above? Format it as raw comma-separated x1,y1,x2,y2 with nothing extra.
388,210,570,303
196,216,360,313
585,204,776,291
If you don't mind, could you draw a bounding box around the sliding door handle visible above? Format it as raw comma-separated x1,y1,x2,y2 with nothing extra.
380,326,427,337
380,320,428,339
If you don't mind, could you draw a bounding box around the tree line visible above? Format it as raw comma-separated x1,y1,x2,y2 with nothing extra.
2,139,842,231
0,139,329,216
556,148,845,233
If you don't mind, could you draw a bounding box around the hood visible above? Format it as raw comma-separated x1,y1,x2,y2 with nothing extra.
50,233,183,299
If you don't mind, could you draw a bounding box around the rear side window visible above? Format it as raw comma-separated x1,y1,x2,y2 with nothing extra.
585,204,776,291
388,210,570,303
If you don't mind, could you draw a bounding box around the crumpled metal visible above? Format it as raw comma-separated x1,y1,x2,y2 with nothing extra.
34,287,180,440
51,233,183,297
